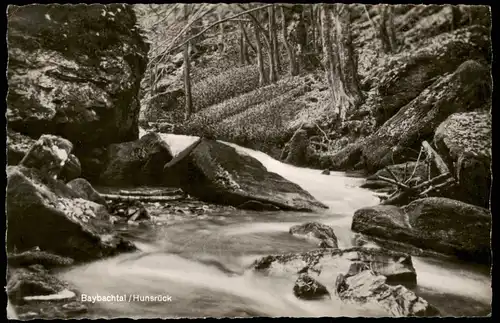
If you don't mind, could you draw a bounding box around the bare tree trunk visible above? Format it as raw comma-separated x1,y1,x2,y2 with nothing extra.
281,6,298,76
311,4,317,53
239,21,247,65
267,7,278,82
320,4,350,123
218,11,225,54
337,5,363,107
270,5,281,73
255,20,267,86
378,4,397,53
386,5,398,53
183,4,193,119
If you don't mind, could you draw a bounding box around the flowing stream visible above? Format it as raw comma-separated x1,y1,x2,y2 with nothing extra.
58,134,491,318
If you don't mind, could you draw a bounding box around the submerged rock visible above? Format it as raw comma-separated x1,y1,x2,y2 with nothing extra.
352,198,491,263
6,165,135,262
7,4,149,148
163,138,327,212
289,222,339,249
335,270,439,317
99,132,174,186
293,273,330,300
252,247,433,316
253,247,417,288
434,111,491,208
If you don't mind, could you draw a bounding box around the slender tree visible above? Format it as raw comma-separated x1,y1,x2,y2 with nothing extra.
378,4,398,53
238,20,249,65
217,10,225,53
451,5,462,31
269,5,281,73
281,5,298,76
311,4,317,53
267,7,278,82
254,16,267,86
183,4,193,119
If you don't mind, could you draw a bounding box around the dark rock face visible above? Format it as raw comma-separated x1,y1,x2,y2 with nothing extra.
6,165,135,262
289,222,339,249
7,4,149,148
281,129,309,166
360,60,491,172
99,132,173,186
364,25,491,126
7,129,36,165
163,138,327,211
434,111,491,208
293,274,330,300
237,200,280,211
352,198,491,263
67,178,107,205
335,270,439,317
59,154,82,182
8,250,74,269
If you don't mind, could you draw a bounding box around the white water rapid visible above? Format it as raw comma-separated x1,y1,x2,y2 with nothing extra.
58,133,491,318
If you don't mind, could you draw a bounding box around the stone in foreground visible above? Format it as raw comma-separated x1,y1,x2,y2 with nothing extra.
163,138,327,211
352,198,491,263
336,270,439,317
289,222,339,248
6,166,135,262
293,273,330,300
253,247,417,288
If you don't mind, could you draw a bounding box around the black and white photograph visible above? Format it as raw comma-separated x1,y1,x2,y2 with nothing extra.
5,3,492,319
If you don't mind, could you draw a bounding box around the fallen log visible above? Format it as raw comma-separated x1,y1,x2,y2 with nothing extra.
118,189,183,196
422,141,450,175
376,175,410,190
101,194,185,203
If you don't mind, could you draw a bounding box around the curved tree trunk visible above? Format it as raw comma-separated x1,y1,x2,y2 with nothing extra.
281,6,298,76
270,5,281,73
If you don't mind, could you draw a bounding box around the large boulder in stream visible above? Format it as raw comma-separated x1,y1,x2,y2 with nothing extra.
352,198,491,263
289,222,339,249
7,4,149,151
6,165,135,262
434,111,492,208
163,138,327,211
99,132,174,186
252,247,436,316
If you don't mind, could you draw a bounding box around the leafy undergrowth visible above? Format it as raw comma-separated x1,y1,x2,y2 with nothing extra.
180,75,306,134
205,83,310,152
191,64,261,112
